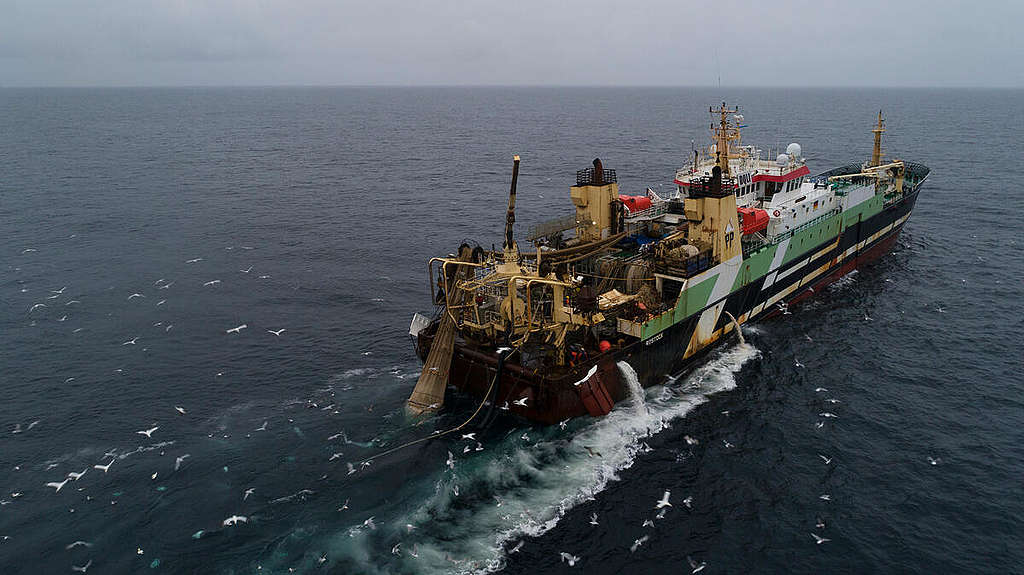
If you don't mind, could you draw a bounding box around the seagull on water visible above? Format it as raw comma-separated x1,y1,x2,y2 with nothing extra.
226,324,247,334
45,478,70,492
559,552,580,566
811,533,831,544
819,454,832,465
267,329,285,336
137,426,159,438
688,556,707,573
223,515,247,526
655,491,672,509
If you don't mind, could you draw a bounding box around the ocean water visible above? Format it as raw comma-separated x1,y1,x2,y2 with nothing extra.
1,87,1021,574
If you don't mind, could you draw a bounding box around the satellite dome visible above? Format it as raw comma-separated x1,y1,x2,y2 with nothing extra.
786,142,802,158
776,153,789,166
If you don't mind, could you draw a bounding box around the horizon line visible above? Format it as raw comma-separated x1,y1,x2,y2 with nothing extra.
1,83,1020,90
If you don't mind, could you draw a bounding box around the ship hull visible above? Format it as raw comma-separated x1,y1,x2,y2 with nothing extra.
416,187,920,425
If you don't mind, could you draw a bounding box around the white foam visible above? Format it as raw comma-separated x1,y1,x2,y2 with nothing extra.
352,342,763,574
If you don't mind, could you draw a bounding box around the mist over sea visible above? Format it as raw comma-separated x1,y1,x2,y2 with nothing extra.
1,87,1021,574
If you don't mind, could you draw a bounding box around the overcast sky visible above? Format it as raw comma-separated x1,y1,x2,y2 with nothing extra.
1,0,1020,87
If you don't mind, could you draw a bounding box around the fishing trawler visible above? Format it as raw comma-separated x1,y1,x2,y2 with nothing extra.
408,106,930,424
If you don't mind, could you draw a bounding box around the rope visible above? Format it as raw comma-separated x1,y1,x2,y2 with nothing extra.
357,347,520,465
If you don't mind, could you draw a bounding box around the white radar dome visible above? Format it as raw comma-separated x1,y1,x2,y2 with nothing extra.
786,142,802,158
776,153,790,166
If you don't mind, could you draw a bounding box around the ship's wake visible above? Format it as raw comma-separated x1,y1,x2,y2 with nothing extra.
273,343,759,574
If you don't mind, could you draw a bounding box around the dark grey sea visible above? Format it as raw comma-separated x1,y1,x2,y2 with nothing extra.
1,87,1021,574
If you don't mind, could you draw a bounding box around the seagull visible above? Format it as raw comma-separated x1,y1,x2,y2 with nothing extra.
330,452,343,461
222,515,247,526
818,412,838,418
240,266,253,273
559,419,569,430
559,552,580,567
461,433,476,440
409,544,419,558
338,498,349,511
819,494,831,501
122,337,139,345
391,543,401,556
29,303,47,312
93,460,114,473
688,556,707,573
513,397,528,407
819,454,832,465
452,484,459,497
723,440,734,448
927,456,941,465
815,387,828,392
71,560,92,573
497,346,512,354
795,359,804,368
499,401,510,411
45,478,70,492
462,445,471,454
520,432,529,441
589,512,599,525
174,454,190,471
362,516,376,530
405,523,416,533
509,541,524,554
58,315,68,322
267,329,285,336
254,421,268,432
203,280,221,287
346,463,356,475
185,258,203,263
65,541,93,550
137,426,159,438
128,293,145,300
655,491,672,509
816,517,826,529
826,398,841,404
446,451,455,469
156,299,166,306
475,441,483,451
684,435,699,445
175,406,186,415
804,333,813,342
811,533,831,545
226,324,247,334
583,446,602,458
244,488,255,500
630,535,649,553
151,472,158,480
642,519,655,528
158,282,173,289
815,422,825,429
682,495,693,509
863,313,872,321
66,469,88,481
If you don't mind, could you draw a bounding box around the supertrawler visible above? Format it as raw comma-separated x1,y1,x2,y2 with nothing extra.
408,105,930,424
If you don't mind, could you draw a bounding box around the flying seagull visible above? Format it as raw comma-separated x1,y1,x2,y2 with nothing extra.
655,491,672,509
